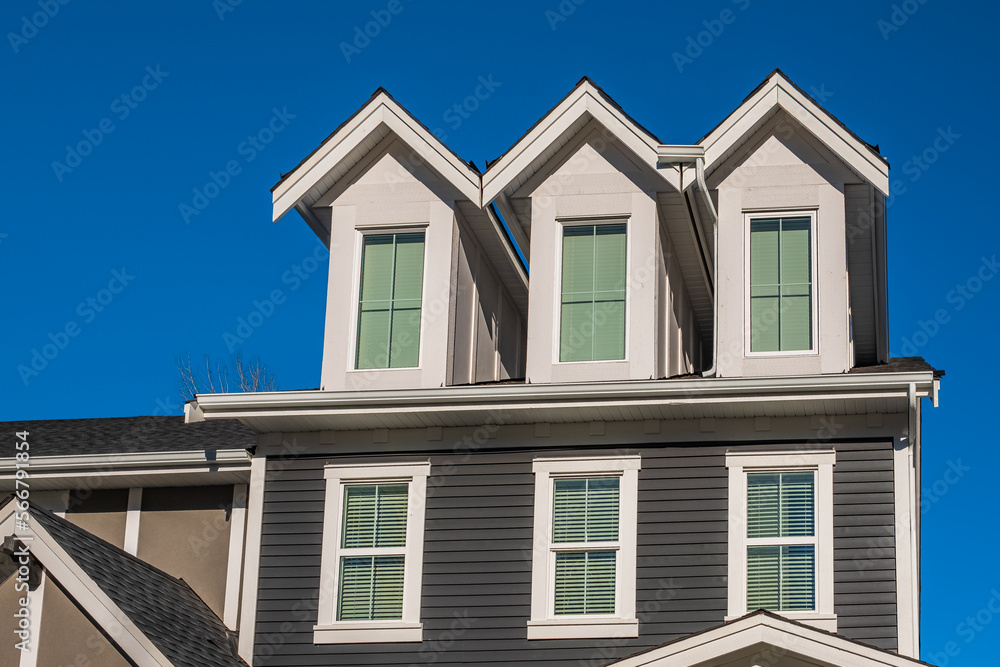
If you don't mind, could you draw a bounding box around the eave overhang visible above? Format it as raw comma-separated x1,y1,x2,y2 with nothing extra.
0,449,251,491
187,371,938,434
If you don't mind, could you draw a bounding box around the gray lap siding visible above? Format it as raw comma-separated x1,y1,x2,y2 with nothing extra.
253,439,896,665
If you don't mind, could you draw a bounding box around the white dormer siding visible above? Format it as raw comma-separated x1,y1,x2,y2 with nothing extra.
711,112,863,377
518,127,699,383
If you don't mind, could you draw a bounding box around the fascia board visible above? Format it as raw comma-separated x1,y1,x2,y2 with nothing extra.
0,449,250,473
190,372,937,420
15,514,172,666
701,75,890,195
273,96,481,221
272,105,386,221
484,202,529,289
482,91,590,204
483,86,677,205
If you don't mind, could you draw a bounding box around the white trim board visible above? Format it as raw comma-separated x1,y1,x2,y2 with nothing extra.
3,505,173,666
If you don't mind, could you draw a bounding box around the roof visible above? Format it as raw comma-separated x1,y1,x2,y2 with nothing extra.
16,504,247,666
850,356,944,378
0,416,255,457
607,610,931,667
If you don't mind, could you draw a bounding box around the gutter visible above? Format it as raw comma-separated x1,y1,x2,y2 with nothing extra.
656,146,719,377
189,371,938,422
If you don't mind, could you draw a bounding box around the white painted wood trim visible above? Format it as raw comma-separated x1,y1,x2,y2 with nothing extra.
237,455,267,663
223,483,248,631
13,511,172,666
725,449,836,628
315,462,430,644
123,488,142,556
528,455,641,639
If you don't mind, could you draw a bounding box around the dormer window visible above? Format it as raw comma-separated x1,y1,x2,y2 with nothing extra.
355,231,426,369
747,212,816,354
559,222,627,362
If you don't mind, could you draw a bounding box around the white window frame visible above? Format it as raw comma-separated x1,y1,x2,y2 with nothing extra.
528,455,641,640
743,209,820,357
315,461,430,644
346,224,430,375
726,450,836,632
552,216,631,365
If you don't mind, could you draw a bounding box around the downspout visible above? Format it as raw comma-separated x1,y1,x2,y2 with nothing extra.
694,156,720,378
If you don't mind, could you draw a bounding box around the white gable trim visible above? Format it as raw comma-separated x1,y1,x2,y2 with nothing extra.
272,91,482,221
482,80,677,206
607,613,926,667
2,506,172,667
699,72,890,195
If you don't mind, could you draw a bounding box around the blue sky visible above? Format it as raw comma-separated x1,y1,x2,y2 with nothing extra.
2,0,997,662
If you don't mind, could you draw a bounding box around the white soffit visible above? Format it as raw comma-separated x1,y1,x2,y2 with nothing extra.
481,78,678,206
699,70,890,195
271,90,482,222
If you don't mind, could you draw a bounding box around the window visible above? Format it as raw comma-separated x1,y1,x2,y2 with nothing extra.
356,232,425,369
560,223,626,362
528,456,640,640
726,451,836,631
748,214,814,353
316,462,429,643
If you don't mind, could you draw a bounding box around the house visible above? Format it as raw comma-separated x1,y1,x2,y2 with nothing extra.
2,70,944,667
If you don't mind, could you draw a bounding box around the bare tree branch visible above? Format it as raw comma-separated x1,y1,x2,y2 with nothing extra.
177,353,279,401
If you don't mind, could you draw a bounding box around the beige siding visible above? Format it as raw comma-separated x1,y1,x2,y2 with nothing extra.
0,571,23,666
136,485,234,618
66,489,129,549
36,576,130,667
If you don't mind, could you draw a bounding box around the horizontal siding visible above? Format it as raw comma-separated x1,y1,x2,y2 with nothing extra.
254,440,896,664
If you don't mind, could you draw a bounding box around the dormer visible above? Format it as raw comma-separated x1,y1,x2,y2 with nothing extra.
483,79,708,384
697,70,891,376
272,90,527,390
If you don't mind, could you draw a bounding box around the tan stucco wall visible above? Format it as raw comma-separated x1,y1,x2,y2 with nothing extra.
136,485,234,617
36,576,130,667
0,570,24,666
65,488,129,549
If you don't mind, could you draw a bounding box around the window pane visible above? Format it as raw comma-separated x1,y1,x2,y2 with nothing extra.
749,217,812,352
747,472,814,539
554,551,616,615
356,232,425,369
337,555,405,620
342,484,408,548
747,545,815,612
553,478,619,543
560,224,626,362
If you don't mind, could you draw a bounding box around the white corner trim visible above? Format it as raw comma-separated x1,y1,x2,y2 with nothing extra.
224,483,248,632
12,511,172,666
893,437,918,658
528,455,641,639
315,461,430,644
123,488,142,556
726,449,836,628
238,456,267,663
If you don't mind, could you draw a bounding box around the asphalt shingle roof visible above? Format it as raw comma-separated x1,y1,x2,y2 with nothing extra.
1,416,254,457
30,505,247,667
